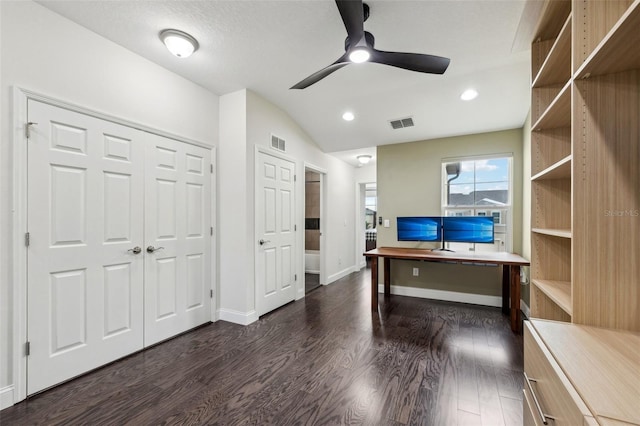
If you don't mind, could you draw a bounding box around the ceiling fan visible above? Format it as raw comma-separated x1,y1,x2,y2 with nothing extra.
291,0,450,89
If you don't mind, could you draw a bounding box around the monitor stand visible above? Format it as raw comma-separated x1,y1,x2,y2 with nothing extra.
432,240,455,252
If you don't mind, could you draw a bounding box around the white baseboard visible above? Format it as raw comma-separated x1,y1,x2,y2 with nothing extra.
217,308,258,325
327,265,356,285
378,284,502,308
1,385,14,410
304,269,320,274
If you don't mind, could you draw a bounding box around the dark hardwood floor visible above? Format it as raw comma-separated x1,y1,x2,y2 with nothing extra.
305,273,321,293
1,267,523,425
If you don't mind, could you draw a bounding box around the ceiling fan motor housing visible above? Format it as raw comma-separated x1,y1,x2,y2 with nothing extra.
345,31,375,51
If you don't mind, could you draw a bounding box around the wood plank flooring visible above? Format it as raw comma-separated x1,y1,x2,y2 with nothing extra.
0,267,523,425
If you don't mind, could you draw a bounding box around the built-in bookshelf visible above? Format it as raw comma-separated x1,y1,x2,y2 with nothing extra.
530,0,639,331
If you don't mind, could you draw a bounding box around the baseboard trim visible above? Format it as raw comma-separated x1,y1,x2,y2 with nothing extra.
378,284,502,308
217,308,258,325
304,269,320,274
327,266,356,285
0,385,14,410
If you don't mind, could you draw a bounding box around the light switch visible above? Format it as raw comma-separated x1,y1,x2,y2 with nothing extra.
384,219,390,228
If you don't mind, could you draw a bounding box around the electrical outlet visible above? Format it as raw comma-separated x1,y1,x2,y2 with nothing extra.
412,267,419,276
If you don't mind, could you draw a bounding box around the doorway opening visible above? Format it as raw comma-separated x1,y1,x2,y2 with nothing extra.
357,182,377,268
304,169,322,293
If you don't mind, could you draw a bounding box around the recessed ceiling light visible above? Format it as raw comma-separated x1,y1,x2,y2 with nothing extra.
357,155,372,165
160,29,199,58
460,89,479,101
349,48,370,63
342,111,355,121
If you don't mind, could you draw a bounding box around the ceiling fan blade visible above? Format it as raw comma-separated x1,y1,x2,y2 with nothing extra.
370,49,450,74
336,0,365,45
290,54,350,89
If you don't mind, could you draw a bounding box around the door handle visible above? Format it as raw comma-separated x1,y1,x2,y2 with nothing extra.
146,245,165,253
259,239,271,246
127,246,142,254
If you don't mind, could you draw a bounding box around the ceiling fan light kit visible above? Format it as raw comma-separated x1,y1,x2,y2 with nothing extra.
291,0,450,89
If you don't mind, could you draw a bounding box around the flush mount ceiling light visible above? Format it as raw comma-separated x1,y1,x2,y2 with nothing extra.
460,88,479,101
160,29,199,58
357,155,372,165
342,111,355,121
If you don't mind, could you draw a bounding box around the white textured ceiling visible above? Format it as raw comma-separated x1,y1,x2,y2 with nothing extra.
36,0,531,162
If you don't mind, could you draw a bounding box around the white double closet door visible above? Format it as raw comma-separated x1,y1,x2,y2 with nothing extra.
26,100,212,395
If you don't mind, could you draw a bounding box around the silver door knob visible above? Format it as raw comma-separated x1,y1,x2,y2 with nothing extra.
146,245,165,253
127,246,142,254
259,239,271,246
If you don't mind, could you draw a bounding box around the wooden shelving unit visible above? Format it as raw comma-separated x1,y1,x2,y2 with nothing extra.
529,0,639,332
532,14,572,88
532,228,571,239
531,155,571,181
531,279,572,315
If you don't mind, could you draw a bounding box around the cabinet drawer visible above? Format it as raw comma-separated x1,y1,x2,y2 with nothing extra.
523,388,544,426
524,322,592,425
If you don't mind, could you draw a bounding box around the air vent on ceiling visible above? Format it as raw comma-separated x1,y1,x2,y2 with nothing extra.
271,134,286,152
389,117,414,129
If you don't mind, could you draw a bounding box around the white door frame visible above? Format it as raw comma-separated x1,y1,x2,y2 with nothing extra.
354,180,375,270
303,163,328,288
10,87,217,405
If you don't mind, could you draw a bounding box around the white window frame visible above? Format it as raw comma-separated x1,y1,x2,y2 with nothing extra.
441,153,514,253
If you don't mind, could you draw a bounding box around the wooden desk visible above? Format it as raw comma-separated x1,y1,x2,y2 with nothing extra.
364,247,530,333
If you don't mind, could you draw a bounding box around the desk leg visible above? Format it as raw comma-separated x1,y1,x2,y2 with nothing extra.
510,265,521,333
501,265,510,315
371,257,378,311
384,257,391,296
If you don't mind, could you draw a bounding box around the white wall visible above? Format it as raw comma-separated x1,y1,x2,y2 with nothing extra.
218,91,252,320
0,1,219,406
354,163,376,183
215,89,357,322
246,90,356,287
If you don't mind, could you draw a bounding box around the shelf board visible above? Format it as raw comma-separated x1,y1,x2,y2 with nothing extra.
533,0,571,41
532,228,572,239
532,155,572,181
531,279,572,316
532,14,572,88
532,80,571,130
575,1,640,79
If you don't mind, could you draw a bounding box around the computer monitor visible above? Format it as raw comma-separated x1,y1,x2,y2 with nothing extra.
397,216,442,242
443,216,494,243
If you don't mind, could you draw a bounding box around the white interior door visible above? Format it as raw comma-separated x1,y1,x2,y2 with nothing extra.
144,133,212,346
27,100,145,394
256,151,296,316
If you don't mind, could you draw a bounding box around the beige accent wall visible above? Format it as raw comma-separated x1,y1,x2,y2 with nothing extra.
377,128,524,297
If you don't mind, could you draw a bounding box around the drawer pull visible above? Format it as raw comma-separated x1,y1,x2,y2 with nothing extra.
524,372,556,424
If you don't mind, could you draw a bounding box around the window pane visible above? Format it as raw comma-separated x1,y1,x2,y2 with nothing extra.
446,161,474,184
474,182,508,206
475,158,509,183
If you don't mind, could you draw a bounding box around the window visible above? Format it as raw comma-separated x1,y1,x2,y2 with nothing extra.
442,155,512,252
